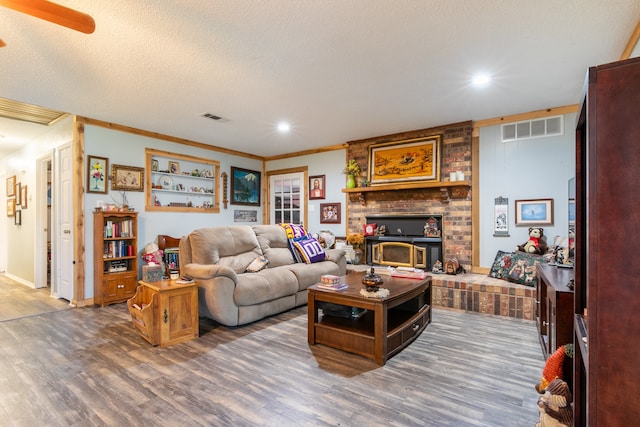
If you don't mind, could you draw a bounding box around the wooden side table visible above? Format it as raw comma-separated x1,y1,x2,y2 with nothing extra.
127,279,199,347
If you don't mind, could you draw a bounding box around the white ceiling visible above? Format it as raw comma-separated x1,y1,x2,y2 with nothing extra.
1,1,639,158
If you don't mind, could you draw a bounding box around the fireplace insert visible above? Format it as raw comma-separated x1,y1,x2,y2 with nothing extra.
364,215,443,270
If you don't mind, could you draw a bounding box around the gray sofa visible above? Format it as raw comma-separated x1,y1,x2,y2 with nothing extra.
180,225,346,326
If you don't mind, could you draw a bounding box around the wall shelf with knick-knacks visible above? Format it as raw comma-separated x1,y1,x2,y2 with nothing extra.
145,148,220,213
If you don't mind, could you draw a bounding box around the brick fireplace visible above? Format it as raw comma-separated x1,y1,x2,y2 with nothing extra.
345,121,473,271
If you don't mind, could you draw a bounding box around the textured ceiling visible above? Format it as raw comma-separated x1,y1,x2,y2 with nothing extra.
1,1,639,158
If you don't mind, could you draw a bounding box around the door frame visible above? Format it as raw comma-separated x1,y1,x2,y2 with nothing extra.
35,152,54,289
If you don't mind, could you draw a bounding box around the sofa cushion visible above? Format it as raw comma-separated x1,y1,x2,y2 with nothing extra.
287,261,343,291
234,268,298,306
253,225,296,267
292,236,326,263
188,226,263,273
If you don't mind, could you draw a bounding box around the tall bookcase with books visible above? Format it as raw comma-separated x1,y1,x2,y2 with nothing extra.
93,211,138,306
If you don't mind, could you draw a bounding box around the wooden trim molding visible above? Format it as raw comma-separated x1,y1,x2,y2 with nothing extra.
76,116,264,161
73,116,86,305
621,18,640,59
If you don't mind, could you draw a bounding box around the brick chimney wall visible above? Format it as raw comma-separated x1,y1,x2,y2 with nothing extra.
345,121,473,270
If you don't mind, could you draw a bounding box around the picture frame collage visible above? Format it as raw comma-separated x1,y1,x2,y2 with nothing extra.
6,174,27,225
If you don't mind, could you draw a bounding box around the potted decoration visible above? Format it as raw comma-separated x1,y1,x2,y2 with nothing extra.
343,159,361,189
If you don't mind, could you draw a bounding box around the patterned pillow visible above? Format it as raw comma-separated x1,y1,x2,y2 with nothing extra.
489,250,547,287
292,236,327,264
279,223,308,239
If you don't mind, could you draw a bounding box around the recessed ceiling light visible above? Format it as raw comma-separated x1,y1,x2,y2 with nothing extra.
471,73,491,87
277,122,290,133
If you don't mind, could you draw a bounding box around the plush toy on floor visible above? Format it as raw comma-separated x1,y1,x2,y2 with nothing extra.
535,344,573,393
535,378,573,427
517,227,548,255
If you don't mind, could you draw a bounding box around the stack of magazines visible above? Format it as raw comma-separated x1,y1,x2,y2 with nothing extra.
317,274,348,290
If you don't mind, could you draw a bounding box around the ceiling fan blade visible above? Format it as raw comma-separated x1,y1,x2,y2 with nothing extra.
0,0,95,34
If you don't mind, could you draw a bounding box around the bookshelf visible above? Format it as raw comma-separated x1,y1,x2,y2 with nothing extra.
145,148,220,213
93,211,138,306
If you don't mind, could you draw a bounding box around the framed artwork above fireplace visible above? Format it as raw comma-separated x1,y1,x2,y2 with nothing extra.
368,135,441,185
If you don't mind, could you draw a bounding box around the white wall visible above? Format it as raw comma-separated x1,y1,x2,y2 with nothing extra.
265,149,347,237
478,113,576,267
0,116,73,285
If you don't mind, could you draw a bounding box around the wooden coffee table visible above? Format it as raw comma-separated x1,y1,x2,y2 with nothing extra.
308,272,431,365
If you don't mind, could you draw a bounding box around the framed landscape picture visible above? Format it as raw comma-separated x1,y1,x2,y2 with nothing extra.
231,167,261,206
515,198,554,226
6,198,15,217
368,135,441,185
87,155,108,194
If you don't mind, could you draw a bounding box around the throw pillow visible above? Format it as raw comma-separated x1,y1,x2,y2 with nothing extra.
279,223,308,240
245,256,269,273
363,223,377,236
488,250,547,287
292,236,326,264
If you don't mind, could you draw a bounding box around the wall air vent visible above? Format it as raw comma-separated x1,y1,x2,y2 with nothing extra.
501,115,563,142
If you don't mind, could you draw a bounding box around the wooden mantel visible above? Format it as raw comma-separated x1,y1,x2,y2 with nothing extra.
342,181,470,204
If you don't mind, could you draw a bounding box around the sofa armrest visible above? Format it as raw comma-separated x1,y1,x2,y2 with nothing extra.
183,263,238,282
325,248,346,262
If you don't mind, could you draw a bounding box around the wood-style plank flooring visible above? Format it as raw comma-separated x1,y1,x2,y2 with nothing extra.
0,280,545,427
0,275,72,322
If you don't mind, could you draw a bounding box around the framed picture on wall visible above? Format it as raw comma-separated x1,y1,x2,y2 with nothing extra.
230,167,261,206
320,202,341,224
20,185,27,209
515,198,554,226
6,175,16,197
6,198,16,217
14,210,21,225
309,175,325,200
87,155,109,194
111,164,145,192
368,135,441,185
15,182,22,206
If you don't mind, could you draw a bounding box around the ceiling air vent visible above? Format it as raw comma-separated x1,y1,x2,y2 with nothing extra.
502,115,563,142
200,113,228,122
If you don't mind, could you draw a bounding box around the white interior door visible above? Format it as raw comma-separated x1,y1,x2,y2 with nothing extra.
56,142,73,301
269,172,304,225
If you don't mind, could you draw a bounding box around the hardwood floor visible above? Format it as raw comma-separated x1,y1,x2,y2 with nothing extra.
0,275,72,322
0,293,545,426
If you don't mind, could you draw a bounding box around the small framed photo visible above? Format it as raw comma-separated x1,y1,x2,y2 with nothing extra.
231,167,261,206
111,164,145,192
87,155,109,194
152,159,159,172
515,198,554,226
15,182,22,206
6,175,16,197
7,198,16,217
14,210,21,225
168,161,180,174
20,185,27,209
309,175,326,200
320,202,341,224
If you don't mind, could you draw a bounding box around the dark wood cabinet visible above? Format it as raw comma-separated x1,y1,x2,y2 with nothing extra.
536,264,574,358
536,263,573,390
573,57,640,426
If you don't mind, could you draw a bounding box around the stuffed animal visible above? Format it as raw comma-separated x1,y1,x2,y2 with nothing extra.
141,242,164,266
535,344,573,393
517,227,548,255
536,379,573,427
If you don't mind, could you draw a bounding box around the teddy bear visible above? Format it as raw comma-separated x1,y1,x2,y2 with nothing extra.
517,227,548,255
141,242,164,267
536,378,573,427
